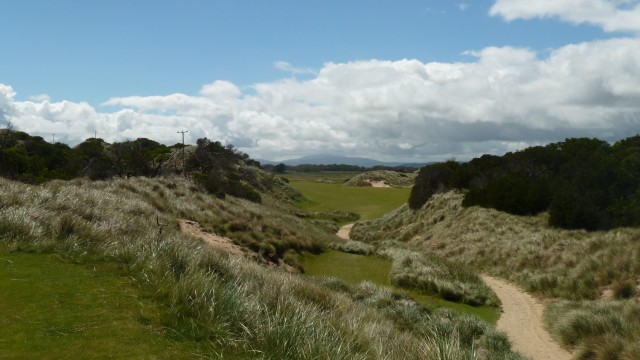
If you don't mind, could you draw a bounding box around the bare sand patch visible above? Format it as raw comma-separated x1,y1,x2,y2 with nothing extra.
368,180,391,188
337,223,354,240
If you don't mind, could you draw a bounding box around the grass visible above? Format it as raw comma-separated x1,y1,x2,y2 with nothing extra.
343,170,417,188
290,181,410,221
0,176,523,359
381,247,500,307
304,249,393,286
352,190,640,356
351,191,640,301
279,171,362,183
0,251,214,359
303,250,500,324
545,300,640,359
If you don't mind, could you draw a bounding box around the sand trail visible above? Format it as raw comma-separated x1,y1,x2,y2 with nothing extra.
482,275,572,360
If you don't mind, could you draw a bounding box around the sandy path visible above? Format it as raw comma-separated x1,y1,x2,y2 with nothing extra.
178,219,248,258
179,219,296,272
337,223,354,240
336,222,569,359
481,275,571,360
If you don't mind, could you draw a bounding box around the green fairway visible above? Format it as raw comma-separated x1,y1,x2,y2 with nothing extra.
281,171,362,183
0,252,214,359
290,180,410,220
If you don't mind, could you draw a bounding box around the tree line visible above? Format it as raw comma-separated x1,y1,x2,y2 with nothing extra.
0,129,265,203
409,136,640,231
263,163,419,173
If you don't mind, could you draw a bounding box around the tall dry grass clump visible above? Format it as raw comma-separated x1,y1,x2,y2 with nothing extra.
380,246,499,306
545,300,640,359
0,177,524,359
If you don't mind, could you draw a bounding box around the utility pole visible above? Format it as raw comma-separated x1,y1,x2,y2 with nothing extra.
52,134,55,143
177,130,188,178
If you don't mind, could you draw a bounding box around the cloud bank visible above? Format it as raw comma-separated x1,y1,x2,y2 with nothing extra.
2,0,640,162
490,0,640,33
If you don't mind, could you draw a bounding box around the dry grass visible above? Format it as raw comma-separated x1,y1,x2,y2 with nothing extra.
352,191,640,301
352,190,640,356
0,177,524,359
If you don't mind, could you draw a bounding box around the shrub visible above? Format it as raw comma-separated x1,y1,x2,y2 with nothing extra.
409,161,460,210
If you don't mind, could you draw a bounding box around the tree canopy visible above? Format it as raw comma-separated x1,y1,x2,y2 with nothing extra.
409,136,640,231
0,130,265,203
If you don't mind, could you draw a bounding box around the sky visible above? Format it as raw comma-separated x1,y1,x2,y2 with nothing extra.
1,0,640,162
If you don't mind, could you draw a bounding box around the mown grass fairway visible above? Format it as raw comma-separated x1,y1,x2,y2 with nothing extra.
281,171,362,183
290,180,410,220
304,250,499,325
0,252,211,359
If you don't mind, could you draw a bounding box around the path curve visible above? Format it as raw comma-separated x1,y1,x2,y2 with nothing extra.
336,223,569,359
481,275,571,360
337,223,354,240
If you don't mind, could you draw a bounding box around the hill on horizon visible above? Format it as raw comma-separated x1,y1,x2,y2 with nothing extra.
259,154,428,168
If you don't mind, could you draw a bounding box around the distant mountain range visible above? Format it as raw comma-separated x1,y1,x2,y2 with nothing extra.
258,154,428,168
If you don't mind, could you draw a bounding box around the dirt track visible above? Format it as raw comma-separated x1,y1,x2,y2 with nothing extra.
336,224,569,359
481,276,571,360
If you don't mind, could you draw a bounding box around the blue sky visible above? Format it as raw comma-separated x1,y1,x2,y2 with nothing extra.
1,0,640,161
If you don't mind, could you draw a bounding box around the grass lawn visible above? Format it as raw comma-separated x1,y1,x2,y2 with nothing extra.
290,180,410,220
304,250,499,325
0,251,218,359
279,171,362,183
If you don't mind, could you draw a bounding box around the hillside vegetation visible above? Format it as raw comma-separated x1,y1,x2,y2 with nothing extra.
409,136,640,231
352,191,640,358
0,129,527,358
0,176,525,359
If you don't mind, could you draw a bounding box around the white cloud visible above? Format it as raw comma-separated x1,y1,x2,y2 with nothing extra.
274,61,317,76
490,0,640,32
458,3,470,11
199,80,241,100
2,37,640,162
28,94,50,102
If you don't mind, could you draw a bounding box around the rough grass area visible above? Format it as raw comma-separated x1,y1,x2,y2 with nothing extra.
290,181,410,221
304,250,500,324
545,300,640,359
351,191,640,301
351,190,640,356
343,170,417,188
0,177,523,359
381,247,500,307
0,252,212,359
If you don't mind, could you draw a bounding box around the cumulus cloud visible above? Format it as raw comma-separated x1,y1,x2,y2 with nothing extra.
490,0,640,33
2,36,640,162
